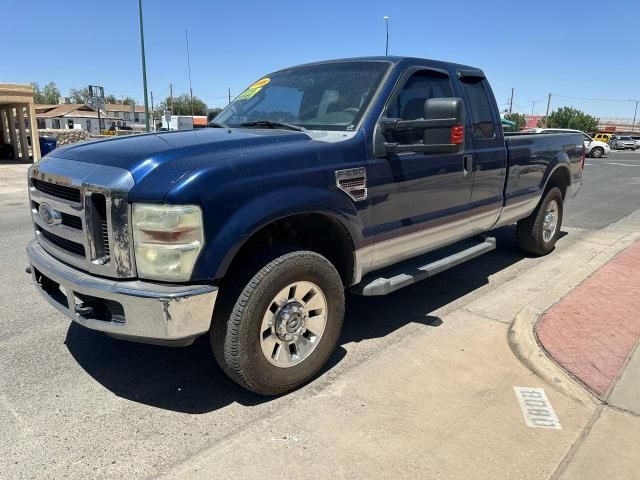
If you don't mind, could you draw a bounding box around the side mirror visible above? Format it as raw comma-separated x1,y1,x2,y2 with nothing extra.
422,98,466,154
380,97,466,155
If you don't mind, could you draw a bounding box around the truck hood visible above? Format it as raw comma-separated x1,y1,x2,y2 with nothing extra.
51,128,312,199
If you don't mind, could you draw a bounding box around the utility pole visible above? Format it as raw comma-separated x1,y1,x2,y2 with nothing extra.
384,16,389,56
138,0,150,132
186,29,194,119
228,88,231,104
169,83,174,113
544,93,552,127
508,88,514,114
631,100,639,132
528,99,535,115
150,91,154,131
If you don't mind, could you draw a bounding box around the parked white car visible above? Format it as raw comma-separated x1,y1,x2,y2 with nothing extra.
521,128,610,158
631,136,640,149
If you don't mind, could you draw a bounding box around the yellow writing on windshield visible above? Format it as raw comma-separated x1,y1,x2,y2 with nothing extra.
237,78,271,100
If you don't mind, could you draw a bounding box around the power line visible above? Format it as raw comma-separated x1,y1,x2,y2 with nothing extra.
552,94,637,103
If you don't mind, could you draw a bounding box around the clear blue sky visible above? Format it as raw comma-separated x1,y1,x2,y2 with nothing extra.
4,0,639,119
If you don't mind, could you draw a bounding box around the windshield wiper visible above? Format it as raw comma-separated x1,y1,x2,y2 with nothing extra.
238,120,307,132
207,121,226,128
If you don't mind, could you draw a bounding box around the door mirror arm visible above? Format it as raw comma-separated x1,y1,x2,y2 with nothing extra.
378,98,466,155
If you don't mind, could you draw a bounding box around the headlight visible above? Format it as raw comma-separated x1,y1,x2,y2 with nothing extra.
132,204,204,281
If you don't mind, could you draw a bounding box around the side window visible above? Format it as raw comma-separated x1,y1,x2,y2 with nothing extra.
387,69,453,144
460,77,495,139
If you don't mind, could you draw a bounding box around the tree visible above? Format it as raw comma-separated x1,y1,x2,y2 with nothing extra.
105,94,117,104
504,112,526,131
207,108,223,122
538,107,599,133
69,87,90,104
122,96,136,105
31,82,43,103
31,81,61,104
160,94,208,115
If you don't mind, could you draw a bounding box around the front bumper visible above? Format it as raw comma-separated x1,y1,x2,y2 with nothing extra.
27,240,218,346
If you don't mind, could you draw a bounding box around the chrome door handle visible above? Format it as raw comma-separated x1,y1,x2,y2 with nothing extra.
463,155,473,178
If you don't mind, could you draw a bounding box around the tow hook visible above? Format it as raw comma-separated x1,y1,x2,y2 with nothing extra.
74,304,95,316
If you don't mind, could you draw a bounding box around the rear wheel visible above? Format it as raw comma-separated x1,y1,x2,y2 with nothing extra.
211,249,345,395
590,147,604,158
516,187,563,256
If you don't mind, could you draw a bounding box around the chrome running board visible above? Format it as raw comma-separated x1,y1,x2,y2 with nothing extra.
352,237,496,296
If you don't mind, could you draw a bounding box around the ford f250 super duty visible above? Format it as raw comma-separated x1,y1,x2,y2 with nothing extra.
26,57,584,395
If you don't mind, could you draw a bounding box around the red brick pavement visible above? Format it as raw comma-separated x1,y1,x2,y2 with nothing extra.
536,241,640,396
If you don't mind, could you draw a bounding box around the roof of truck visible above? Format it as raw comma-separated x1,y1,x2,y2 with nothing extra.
272,56,480,74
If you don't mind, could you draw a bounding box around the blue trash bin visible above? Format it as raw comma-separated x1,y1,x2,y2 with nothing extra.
39,136,57,156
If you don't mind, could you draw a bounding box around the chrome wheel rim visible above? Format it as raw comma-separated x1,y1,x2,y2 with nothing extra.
543,200,559,242
259,281,328,368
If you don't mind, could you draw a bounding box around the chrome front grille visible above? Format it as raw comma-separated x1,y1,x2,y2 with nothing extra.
37,227,86,256
32,201,83,230
101,220,110,256
28,157,136,279
32,178,81,202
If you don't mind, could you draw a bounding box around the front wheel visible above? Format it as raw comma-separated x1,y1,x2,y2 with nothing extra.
516,187,564,256
211,250,345,395
590,147,604,158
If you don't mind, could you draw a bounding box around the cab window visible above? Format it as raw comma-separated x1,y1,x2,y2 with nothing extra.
460,77,496,139
386,69,454,144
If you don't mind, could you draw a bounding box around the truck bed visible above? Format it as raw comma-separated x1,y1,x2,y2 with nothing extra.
494,132,584,228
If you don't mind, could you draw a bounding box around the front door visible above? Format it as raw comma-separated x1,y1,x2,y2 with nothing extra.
367,67,474,271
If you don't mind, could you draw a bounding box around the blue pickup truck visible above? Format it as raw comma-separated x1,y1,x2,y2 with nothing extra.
26,57,583,395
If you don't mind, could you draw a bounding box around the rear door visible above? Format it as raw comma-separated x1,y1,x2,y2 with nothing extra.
458,72,507,231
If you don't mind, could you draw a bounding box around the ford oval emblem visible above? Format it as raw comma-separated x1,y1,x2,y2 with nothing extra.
38,203,62,226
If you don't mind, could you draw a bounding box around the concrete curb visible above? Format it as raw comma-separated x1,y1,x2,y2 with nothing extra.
508,305,595,405
507,217,640,406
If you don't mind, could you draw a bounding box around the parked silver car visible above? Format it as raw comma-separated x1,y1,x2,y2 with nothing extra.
630,136,640,149
610,136,638,150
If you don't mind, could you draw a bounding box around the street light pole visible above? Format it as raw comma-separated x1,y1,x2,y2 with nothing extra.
631,100,639,132
186,29,195,120
384,16,389,56
138,0,150,132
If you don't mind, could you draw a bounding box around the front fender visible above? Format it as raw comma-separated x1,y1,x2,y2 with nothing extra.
190,186,362,281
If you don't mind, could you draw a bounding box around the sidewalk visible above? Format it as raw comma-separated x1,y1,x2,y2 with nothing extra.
535,240,640,480
537,241,640,397
161,211,640,480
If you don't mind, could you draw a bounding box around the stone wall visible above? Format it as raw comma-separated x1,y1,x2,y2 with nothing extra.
37,129,90,146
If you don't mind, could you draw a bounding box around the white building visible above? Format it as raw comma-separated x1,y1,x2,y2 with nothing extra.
35,104,118,135
35,101,151,134
104,102,149,131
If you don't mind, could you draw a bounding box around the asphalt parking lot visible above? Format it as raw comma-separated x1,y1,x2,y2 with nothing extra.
1,151,640,479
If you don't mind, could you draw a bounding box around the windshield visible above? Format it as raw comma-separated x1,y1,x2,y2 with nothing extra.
214,61,390,131
619,136,632,140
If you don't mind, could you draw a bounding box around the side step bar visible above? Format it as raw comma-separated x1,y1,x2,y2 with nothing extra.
352,237,496,296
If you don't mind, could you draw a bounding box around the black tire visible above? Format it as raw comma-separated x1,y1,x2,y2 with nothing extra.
590,147,604,158
211,249,345,395
516,187,563,256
